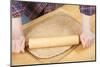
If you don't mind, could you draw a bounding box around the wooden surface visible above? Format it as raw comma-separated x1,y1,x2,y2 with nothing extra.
12,5,96,66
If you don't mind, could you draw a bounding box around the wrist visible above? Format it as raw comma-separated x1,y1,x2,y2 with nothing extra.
12,17,22,23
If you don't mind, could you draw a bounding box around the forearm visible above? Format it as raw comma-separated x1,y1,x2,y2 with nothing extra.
82,14,91,33
12,17,24,39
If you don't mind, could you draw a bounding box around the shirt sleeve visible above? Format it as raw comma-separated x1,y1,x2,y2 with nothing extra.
23,2,47,20
11,1,25,18
80,5,96,16
43,3,63,14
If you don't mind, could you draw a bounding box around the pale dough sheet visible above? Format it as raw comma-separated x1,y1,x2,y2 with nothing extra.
29,46,71,58
26,11,81,58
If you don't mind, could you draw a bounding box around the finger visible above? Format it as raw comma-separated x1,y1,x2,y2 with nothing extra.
86,39,90,48
18,39,22,52
15,40,20,53
12,40,16,53
87,37,93,47
21,37,25,53
88,38,94,47
91,39,94,45
12,40,19,53
83,39,86,48
81,36,86,48
21,40,25,53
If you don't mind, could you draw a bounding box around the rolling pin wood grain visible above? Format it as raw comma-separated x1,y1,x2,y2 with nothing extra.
29,35,79,49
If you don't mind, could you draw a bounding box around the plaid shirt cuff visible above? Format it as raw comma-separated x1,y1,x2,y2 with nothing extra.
11,1,25,18
80,5,96,16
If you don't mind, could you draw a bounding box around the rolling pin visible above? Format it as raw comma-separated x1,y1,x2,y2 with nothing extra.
28,35,79,49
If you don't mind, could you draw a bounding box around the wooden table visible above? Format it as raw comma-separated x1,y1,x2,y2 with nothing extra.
12,5,96,66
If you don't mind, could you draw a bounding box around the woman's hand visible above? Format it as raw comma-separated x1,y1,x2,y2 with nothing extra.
80,32,95,48
12,36,25,53
12,17,25,53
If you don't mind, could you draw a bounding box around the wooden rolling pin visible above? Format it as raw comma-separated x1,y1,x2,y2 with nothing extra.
28,35,79,49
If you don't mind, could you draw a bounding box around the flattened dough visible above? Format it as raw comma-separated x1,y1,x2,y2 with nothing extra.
27,13,81,58
29,46,71,58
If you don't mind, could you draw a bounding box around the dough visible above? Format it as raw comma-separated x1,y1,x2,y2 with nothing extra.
26,13,81,58
29,46,71,58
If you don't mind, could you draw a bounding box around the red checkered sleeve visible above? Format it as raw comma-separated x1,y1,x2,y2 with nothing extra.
80,5,96,16
11,1,25,18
